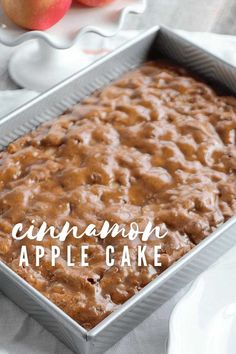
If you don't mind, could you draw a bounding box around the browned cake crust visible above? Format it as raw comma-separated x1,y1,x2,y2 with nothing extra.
1,61,236,329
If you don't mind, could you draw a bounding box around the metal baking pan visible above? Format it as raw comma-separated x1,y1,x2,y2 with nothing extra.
1,26,236,354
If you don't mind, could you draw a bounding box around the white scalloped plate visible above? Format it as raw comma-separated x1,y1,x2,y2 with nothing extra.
167,245,236,354
0,0,146,49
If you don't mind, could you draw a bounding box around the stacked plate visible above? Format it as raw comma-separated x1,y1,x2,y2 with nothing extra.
168,245,236,354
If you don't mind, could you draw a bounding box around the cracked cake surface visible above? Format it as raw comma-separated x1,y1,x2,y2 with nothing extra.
0,60,236,329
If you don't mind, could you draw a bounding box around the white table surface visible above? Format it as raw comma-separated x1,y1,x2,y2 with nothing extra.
0,30,236,354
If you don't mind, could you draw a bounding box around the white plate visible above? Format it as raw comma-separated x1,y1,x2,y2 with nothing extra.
0,0,146,49
167,245,236,354
0,0,146,91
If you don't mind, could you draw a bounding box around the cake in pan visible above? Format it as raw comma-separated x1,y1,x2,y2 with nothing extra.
0,60,236,329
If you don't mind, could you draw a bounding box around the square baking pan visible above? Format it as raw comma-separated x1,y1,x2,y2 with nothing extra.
1,26,236,354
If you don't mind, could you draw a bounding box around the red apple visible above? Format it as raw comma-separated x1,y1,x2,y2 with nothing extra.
76,0,115,7
1,0,72,30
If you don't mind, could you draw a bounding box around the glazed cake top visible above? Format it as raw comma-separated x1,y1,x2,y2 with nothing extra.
0,60,236,329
